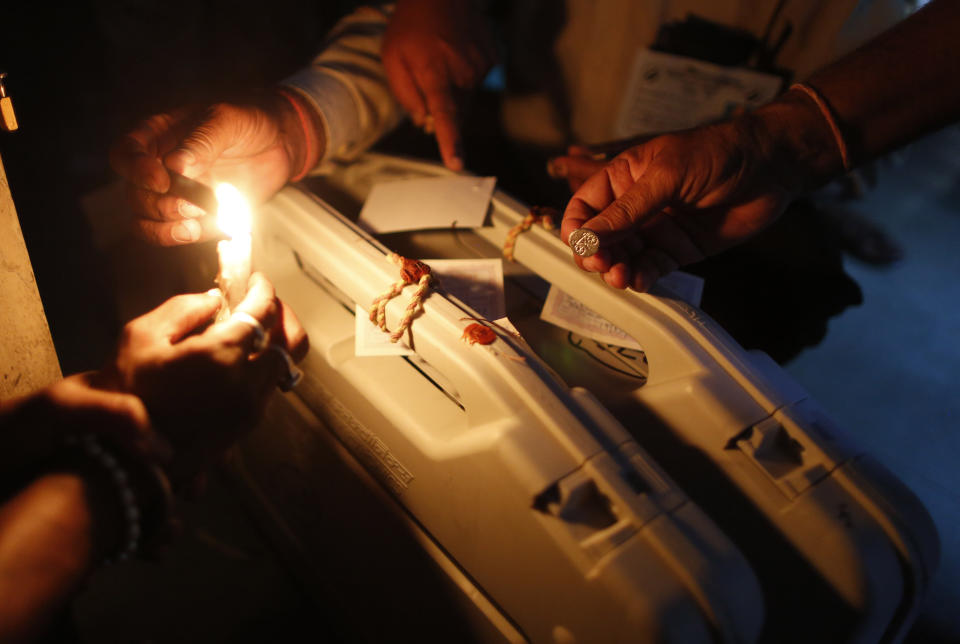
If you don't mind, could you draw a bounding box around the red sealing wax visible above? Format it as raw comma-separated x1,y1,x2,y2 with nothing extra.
462,323,497,345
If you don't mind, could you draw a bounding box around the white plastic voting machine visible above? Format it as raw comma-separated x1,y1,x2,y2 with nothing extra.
227,154,938,643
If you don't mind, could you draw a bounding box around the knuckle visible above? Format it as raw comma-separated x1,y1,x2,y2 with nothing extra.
206,102,237,122
263,298,279,322
121,318,147,346
607,157,633,182
135,220,172,246
143,113,172,138
604,199,637,230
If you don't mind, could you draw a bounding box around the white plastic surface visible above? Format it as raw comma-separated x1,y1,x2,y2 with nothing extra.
250,153,937,643
252,184,765,642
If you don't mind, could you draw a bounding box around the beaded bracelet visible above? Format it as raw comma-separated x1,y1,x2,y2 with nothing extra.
66,434,142,562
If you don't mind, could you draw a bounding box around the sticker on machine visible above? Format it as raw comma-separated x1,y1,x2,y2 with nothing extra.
355,305,416,357
540,287,642,350
357,176,496,233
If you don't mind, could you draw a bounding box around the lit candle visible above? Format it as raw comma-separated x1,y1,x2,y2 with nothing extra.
215,183,252,318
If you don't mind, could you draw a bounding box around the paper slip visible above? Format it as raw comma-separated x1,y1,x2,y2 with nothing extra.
358,176,496,233
540,271,705,350
614,49,782,139
541,287,643,351
428,259,505,321
355,305,416,357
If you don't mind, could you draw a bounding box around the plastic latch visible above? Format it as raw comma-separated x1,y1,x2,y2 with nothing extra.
534,469,618,528
732,416,830,499
533,467,637,560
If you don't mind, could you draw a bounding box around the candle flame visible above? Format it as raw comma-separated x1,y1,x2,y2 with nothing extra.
216,183,252,238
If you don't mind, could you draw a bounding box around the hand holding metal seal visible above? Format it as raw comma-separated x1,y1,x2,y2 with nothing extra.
569,228,600,257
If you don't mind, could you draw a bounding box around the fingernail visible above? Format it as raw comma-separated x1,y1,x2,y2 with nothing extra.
205,288,222,298
547,159,566,178
448,156,464,172
171,219,201,243
178,199,206,218
176,149,196,166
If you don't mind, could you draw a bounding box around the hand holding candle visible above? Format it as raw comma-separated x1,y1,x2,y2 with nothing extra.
215,183,253,318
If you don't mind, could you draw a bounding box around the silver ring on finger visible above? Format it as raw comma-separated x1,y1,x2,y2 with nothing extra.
268,345,303,391
231,311,268,353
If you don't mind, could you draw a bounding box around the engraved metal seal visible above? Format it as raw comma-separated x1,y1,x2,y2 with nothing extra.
569,228,600,257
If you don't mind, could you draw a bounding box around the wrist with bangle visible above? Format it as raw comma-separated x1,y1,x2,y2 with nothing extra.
789,83,852,174
57,434,175,565
741,86,853,196
273,88,325,182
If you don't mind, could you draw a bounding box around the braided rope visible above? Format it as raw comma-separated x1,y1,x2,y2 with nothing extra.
371,280,407,330
389,273,433,342
502,206,558,261
370,253,435,343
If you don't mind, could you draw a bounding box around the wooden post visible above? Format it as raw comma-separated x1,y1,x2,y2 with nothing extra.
0,151,61,397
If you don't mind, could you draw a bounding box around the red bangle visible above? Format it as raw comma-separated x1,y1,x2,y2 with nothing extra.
276,88,315,182
790,83,852,173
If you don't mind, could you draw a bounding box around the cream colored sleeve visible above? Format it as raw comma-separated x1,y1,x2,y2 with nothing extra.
281,4,404,172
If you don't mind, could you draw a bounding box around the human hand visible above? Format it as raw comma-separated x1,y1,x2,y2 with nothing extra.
100,273,308,483
382,0,496,171
109,95,313,246
548,135,657,192
0,374,164,476
560,119,800,292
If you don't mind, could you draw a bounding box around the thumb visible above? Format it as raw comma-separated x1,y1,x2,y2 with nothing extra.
147,291,224,343
582,163,677,245
547,155,607,192
164,104,240,179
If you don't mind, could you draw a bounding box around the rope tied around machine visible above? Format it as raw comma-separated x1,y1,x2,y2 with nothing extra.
502,206,558,261
370,253,435,342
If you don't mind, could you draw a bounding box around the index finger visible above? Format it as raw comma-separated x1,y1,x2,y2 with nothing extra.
383,52,428,127
139,291,223,343
416,62,463,171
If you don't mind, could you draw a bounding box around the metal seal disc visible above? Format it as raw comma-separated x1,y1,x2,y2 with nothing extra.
569,228,600,257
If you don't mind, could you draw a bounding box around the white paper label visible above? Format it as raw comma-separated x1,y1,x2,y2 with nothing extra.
355,304,416,357
358,176,496,233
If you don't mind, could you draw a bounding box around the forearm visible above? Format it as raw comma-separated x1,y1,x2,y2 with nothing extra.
281,4,404,171
0,473,120,642
739,0,960,197
806,0,960,165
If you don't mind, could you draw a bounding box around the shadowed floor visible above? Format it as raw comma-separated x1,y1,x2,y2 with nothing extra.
787,127,960,642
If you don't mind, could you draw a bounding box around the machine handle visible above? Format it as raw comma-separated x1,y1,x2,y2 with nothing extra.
475,190,786,416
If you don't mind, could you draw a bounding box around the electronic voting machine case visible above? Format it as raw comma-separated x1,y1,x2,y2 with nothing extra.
228,154,938,643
